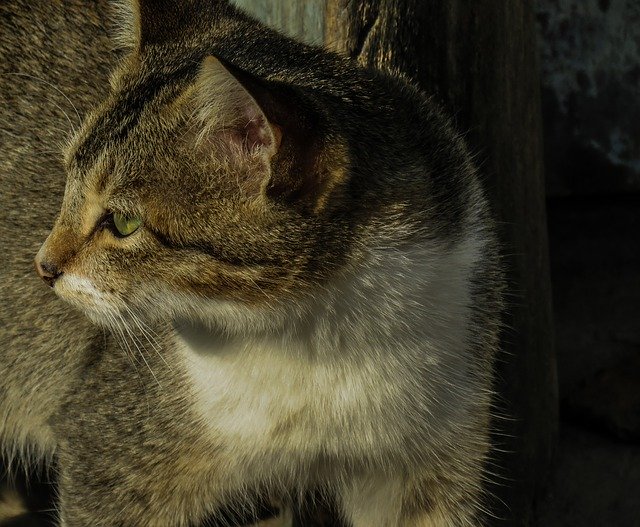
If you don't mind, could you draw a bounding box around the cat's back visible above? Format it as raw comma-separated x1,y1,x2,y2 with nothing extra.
0,0,114,215
0,0,114,452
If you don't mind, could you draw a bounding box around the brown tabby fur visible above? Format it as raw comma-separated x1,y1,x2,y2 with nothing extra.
1,1,504,525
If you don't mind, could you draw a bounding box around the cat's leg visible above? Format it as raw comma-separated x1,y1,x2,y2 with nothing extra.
55,417,288,527
56,446,276,527
398,479,484,527
339,476,405,526
50,341,260,527
339,473,485,527
56,438,225,527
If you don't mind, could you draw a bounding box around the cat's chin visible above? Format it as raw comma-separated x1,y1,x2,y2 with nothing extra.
53,273,127,326
60,298,121,330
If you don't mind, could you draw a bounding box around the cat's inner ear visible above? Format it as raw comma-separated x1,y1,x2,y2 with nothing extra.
196,56,281,161
193,56,348,211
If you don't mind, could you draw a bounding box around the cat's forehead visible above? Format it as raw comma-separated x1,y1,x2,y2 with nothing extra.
63,92,231,214
66,54,199,176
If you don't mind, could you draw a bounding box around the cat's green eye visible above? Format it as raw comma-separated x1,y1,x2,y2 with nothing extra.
112,212,142,237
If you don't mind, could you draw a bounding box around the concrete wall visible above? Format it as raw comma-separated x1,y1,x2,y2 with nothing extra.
536,2,640,524
536,0,640,196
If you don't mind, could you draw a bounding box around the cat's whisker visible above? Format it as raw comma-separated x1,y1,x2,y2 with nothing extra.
106,310,147,381
26,149,63,157
131,317,163,355
123,305,172,372
105,311,156,419
0,129,69,146
122,303,160,343
105,310,136,364
116,311,161,387
245,275,274,302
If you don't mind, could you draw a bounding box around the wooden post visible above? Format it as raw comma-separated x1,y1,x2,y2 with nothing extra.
232,1,558,524
231,0,325,44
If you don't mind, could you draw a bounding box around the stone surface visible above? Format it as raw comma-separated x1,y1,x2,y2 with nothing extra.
544,151,640,523
536,0,640,196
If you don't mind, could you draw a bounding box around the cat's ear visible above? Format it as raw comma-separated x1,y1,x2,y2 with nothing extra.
111,0,144,49
195,56,281,165
195,57,348,210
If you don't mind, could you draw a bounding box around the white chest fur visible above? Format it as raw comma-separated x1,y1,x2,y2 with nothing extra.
177,323,395,457
176,236,486,471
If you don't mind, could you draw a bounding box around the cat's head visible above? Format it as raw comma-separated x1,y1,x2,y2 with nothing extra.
34,0,356,331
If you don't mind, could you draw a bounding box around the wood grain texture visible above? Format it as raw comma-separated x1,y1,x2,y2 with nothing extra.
326,1,558,525
231,0,325,44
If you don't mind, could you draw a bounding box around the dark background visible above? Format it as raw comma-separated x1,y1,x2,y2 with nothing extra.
535,0,640,524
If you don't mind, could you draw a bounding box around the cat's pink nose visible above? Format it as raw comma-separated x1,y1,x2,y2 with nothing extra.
35,258,61,288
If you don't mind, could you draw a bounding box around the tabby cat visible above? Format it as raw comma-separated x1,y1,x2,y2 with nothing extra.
0,0,504,525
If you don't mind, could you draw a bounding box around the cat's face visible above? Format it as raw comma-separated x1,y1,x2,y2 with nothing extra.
35,36,351,330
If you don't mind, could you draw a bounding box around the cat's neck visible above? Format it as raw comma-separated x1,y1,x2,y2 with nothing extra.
173,232,482,362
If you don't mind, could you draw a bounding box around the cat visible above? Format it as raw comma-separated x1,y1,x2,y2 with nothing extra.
1,0,504,526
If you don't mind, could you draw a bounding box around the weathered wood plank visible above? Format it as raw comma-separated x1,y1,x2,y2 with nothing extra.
231,0,325,44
